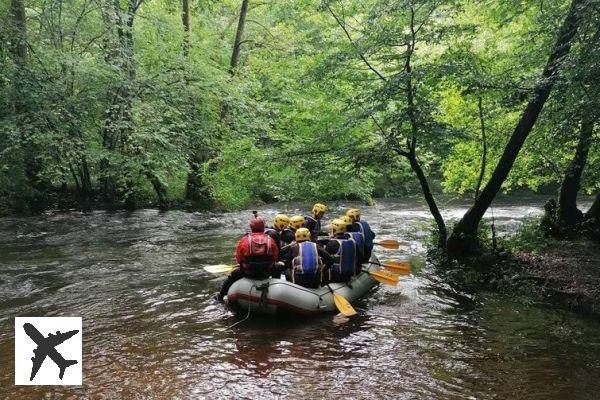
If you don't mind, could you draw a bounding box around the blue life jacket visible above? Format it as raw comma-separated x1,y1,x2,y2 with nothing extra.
292,241,320,282
357,220,374,249
345,231,365,253
331,239,356,276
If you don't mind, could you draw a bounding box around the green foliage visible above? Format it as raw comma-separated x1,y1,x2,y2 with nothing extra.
1,0,599,213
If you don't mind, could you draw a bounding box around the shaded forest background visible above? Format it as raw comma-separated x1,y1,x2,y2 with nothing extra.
1,0,599,254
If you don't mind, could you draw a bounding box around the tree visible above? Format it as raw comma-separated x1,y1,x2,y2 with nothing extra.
557,117,596,227
182,0,191,57
325,0,448,245
447,0,588,257
556,22,600,229
229,0,249,76
8,0,46,212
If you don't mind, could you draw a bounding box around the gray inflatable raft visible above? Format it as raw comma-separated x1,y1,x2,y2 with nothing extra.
226,256,379,316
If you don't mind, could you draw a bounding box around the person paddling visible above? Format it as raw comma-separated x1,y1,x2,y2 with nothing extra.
346,208,375,261
304,203,328,240
324,218,357,283
217,217,279,302
265,214,289,252
341,215,367,264
280,228,334,288
282,215,305,245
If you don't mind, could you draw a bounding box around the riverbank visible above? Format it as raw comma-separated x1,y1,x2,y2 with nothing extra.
442,235,600,319
515,240,600,317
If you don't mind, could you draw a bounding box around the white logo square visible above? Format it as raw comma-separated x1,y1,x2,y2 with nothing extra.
15,317,82,385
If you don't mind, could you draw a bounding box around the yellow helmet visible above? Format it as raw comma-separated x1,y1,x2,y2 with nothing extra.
295,227,311,242
340,215,353,226
273,214,289,230
289,215,305,230
312,203,328,216
346,208,361,222
330,218,347,236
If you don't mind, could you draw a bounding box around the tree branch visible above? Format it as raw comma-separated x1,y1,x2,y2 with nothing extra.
326,4,387,82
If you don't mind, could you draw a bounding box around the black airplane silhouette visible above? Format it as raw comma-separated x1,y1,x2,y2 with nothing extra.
23,323,79,381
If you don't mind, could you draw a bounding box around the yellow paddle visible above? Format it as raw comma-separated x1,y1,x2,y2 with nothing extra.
327,284,357,317
367,269,400,285
204,264,237,274
374,239,400,249
370,260,411,274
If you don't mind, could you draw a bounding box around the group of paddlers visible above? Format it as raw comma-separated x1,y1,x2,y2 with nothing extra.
217,203,376,302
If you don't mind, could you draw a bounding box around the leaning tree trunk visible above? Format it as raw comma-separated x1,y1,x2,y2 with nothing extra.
406,150,447,246
475,96,487,200
229,0,249,75
447,0,586,258
403,6,447,247
221,0,250,120
557,118,595,227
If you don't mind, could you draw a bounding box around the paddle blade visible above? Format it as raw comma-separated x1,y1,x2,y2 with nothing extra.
332,293,357,317
382,261,411,273
204,264,236,274
369,270,400,286
374,239,400,249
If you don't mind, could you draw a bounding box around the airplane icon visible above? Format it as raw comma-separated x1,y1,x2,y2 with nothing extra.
23,323,79,381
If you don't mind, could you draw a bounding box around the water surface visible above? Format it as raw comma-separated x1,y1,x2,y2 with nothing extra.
1,196,599,399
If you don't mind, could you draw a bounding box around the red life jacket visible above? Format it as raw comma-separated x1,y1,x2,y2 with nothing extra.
241,233,275,276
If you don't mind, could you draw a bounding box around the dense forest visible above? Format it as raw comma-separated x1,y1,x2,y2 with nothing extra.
1,0,599,254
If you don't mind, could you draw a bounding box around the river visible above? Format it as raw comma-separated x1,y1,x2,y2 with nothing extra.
1,196,599,399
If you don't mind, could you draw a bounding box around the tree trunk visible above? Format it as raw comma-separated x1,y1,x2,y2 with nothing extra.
405,150,447,246
557,118,595,227
10,0,46,212
475,96,487,200
9,0,27,63
143,162,168,209
185,152,210,203
229,0,249,75
79,157,93,199
403,6,447,247
221,0,250,120
447,0,586,257
182,0,190,57
99,0,142,204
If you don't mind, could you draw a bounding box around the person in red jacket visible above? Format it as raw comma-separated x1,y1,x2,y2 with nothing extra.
217,217,279,302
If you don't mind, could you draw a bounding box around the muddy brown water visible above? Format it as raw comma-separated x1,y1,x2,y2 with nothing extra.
1,197,599,399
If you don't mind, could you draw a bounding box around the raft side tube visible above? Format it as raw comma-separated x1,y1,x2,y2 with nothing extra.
226,256,380,316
